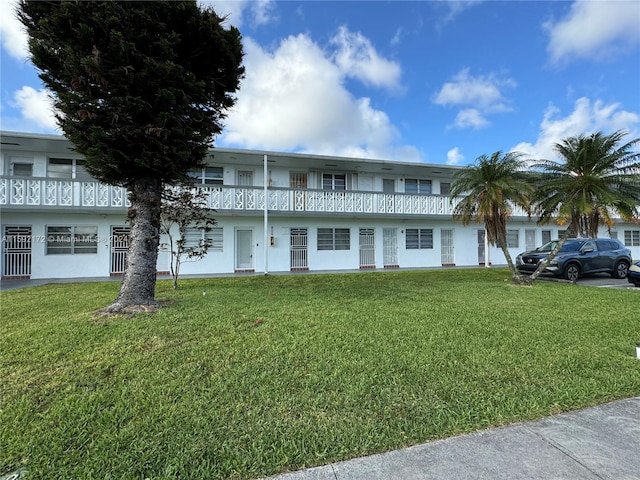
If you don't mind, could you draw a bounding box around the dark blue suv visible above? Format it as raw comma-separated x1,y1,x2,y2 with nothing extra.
516,238,632,282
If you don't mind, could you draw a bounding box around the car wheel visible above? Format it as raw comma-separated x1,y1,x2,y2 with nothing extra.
564,263,580,282
611,261,630,279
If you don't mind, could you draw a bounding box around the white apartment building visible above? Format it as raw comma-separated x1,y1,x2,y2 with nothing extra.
1,131,639,280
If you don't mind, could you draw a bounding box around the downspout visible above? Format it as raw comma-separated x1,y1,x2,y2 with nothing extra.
263,154,269,275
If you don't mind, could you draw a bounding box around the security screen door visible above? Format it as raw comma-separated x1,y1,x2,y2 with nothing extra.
359,228,375,268
110,226,130,275
383,227,398,266
2,226,32,277
441,229,455,265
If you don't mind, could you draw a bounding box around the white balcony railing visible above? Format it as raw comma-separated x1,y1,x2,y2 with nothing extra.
0,177,534,217
0,177,129,208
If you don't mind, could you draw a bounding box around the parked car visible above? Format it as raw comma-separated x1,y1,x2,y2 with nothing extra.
516,238,632,282
628,261,640,287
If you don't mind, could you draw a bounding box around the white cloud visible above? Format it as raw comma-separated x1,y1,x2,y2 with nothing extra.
545,0,640,64
201,1,276,28
433,68,515,129
512,97,640,161
330,26,402,91
446,147,464,165
220,34,419,161
0,0,29,61
12,87,57,129
453,109,489,130
436,0,484,27
12,86,58,131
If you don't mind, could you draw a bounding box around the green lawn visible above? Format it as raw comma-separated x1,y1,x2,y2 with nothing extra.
1,269,639,479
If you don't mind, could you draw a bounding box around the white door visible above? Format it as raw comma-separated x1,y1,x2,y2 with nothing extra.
441,229,455,265
2,226,32,278
236,229,253,270
478,230,486,265
525,229,536,251
383,227,398,267
359,228,375,268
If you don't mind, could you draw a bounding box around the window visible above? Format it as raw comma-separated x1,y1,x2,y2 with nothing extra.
440,182,451,195
189,166,223,185
11,163,33,177
183,227,223,252
406,228,433,249
506,230,519,248
322,173,346,191
624,230,640,247
405,179,432,194
46,226,98,254
317,228,350,250
47,158,90,180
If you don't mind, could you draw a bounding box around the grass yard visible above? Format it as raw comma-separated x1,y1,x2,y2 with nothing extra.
1,268,639,479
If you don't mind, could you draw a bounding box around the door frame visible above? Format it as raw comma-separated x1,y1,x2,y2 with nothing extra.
235,228,254,272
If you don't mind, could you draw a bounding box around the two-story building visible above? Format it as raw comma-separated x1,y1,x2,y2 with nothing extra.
1,131,639,280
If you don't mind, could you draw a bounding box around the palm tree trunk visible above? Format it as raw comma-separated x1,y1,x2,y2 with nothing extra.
101,179,162,314
529,227,574,281
497,237,528,284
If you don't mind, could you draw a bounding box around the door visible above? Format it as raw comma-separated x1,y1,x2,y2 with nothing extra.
525,229,536,251
441,229,455,265
478,230,486,265
2,226,32,278
383,179,395,193
359,228,375,268
110,226,130,275
291,172,308,211
383,227,398,267
290,228,308,270
235,229,253,270
237,170,253,186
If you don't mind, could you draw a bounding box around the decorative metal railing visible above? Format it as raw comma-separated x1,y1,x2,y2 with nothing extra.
0,177,129,208
0,177,535,217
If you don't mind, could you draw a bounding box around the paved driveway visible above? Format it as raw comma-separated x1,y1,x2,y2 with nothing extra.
576,273,638,289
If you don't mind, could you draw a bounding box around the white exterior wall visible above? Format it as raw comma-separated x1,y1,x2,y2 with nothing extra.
2,132,639,280
1,211,171,279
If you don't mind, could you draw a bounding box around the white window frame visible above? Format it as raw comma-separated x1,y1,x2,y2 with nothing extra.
46,225,98,255
317,228,350,250
189,166,223,185
183,226,223,252
506,230,519,248
405,228,433,249
405,178,432,194
47,157,90,180
624,230,640,247
322,173,346,191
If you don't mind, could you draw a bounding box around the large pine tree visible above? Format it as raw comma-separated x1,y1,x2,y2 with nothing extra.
19,1,244,313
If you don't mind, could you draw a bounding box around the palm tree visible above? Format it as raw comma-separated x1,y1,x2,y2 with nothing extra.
450,151,534,284
529,130,640,281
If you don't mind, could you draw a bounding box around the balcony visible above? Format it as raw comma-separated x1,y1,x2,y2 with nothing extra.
0,177,531,218
0,177,129,209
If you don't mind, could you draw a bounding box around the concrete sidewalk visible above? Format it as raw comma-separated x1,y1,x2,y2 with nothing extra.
263,397,640,480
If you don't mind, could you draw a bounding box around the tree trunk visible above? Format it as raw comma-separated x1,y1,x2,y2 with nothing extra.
101,179,162,314
529,228,574,282
497,238,529,285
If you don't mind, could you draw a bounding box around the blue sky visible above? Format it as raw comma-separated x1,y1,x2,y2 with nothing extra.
1,0,639,166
